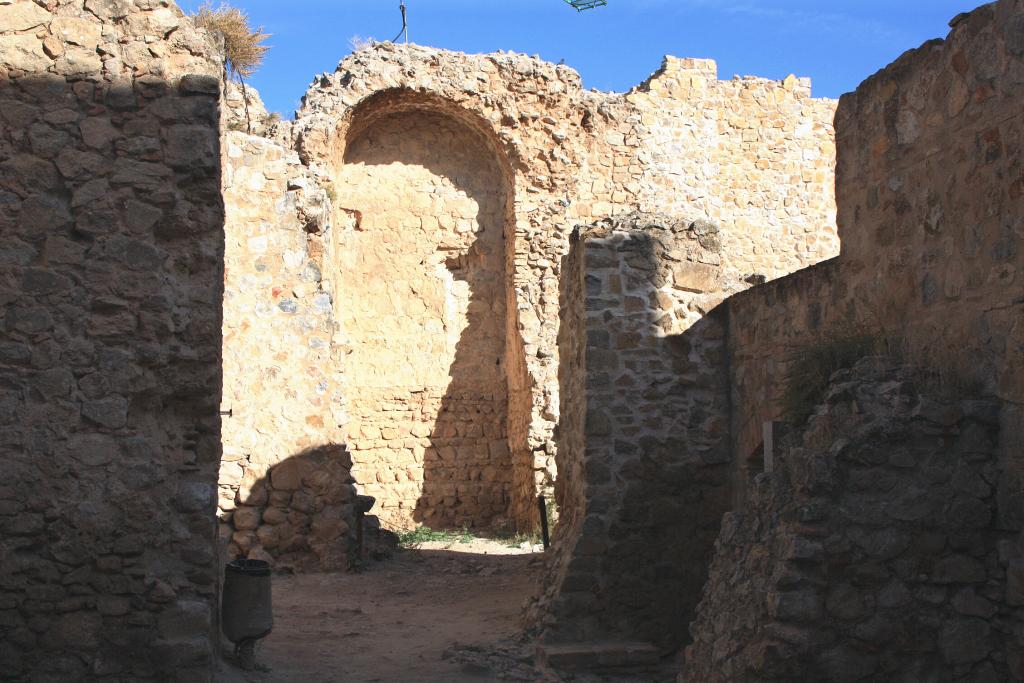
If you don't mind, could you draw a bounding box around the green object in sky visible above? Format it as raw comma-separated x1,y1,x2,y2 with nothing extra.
564,0,607,10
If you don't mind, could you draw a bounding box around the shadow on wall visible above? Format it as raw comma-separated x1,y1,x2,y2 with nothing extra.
227,445,358,571
0,72,225,680
337,105,521,531
419,240,511,530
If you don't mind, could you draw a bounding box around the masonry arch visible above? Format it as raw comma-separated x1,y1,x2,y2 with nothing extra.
328,90,532,531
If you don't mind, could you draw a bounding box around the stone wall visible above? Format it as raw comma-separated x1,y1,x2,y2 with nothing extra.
256,42,839,534
609,58,838,285
530,213,733,651
537,225,588,639
832,0,1024,532
722,0,1024,573
685,358,1010,681
725,259,845,505
293,53,591,532
0,1,223,679
0,0,854,676
333,107,514,530
687,2,1024,678
218,128,354,568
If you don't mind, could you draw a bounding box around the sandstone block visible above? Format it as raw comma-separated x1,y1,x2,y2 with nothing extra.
232,506,261,531
51,17,102,49
84,0,131,20
261,507,288,525
932,554,986,584
81,395,128,429
178,74,220,96
1006,559,1024,606
0,34,51,72
270,460,301,491
0,2,52,31
157,600,211,642
80,117,119,149
671,261,718,293
51,612,102,651
175,482,214,513
67,433,119,467
938,618,991,665
164,125,218,169
768,589,823,622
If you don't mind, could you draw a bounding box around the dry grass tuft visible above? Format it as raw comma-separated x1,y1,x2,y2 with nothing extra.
781,321,987,427
193,2,270,79
348,35,376,52
781,329,878,426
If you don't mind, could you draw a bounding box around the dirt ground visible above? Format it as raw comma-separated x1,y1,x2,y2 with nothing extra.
215,537,549,683
215,536,678,683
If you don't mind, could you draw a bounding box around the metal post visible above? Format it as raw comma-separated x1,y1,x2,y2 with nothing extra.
538,495,550,550
400,1,408,44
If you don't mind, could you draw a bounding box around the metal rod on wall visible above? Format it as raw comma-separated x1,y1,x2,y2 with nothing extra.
393,1,408,45
538,495,550,550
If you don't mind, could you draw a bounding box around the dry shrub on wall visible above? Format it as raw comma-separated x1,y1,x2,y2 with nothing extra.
781,323,988,428
780,326,880,426
193,2,270,132
193,2,269,78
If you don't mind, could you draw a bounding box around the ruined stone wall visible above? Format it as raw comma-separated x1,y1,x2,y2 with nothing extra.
293,50,591,531
685,359,1010,682
219,128,355,569
531,214,732,651
538,226,588,634
603,58,839,284
691,2,1024,677
0,1,223,679
276,43,838,533
833,0,1024,532
723,0,1024,566
725,259,846,504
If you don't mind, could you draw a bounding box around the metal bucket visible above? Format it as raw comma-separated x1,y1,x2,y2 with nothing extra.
221,559,273,645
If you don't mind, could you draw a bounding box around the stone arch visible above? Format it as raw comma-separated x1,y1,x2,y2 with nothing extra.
293,48,596,532
334,88,525,180
326,89,533,530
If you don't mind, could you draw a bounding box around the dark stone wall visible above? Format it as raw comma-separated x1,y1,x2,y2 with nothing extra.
0,2,224,680
684,358,1010,681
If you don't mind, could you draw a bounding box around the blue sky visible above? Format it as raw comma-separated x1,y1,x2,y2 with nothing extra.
177,0,980,117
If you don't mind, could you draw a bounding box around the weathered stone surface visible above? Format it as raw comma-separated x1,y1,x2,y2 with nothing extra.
683,360,1008,681
0,3,52,32
0,14,224,679
939,618,992,665
672,261,718,293
223,446,356,571
164,124,217,168
51,17,101,48
3,0,1020,681
0,34,51,72
256,40,839,546
81,395,128,429
531,213,733,651
710,9,1024,682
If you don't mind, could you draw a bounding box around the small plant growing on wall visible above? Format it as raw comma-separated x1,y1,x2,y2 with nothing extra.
193,2,270,134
